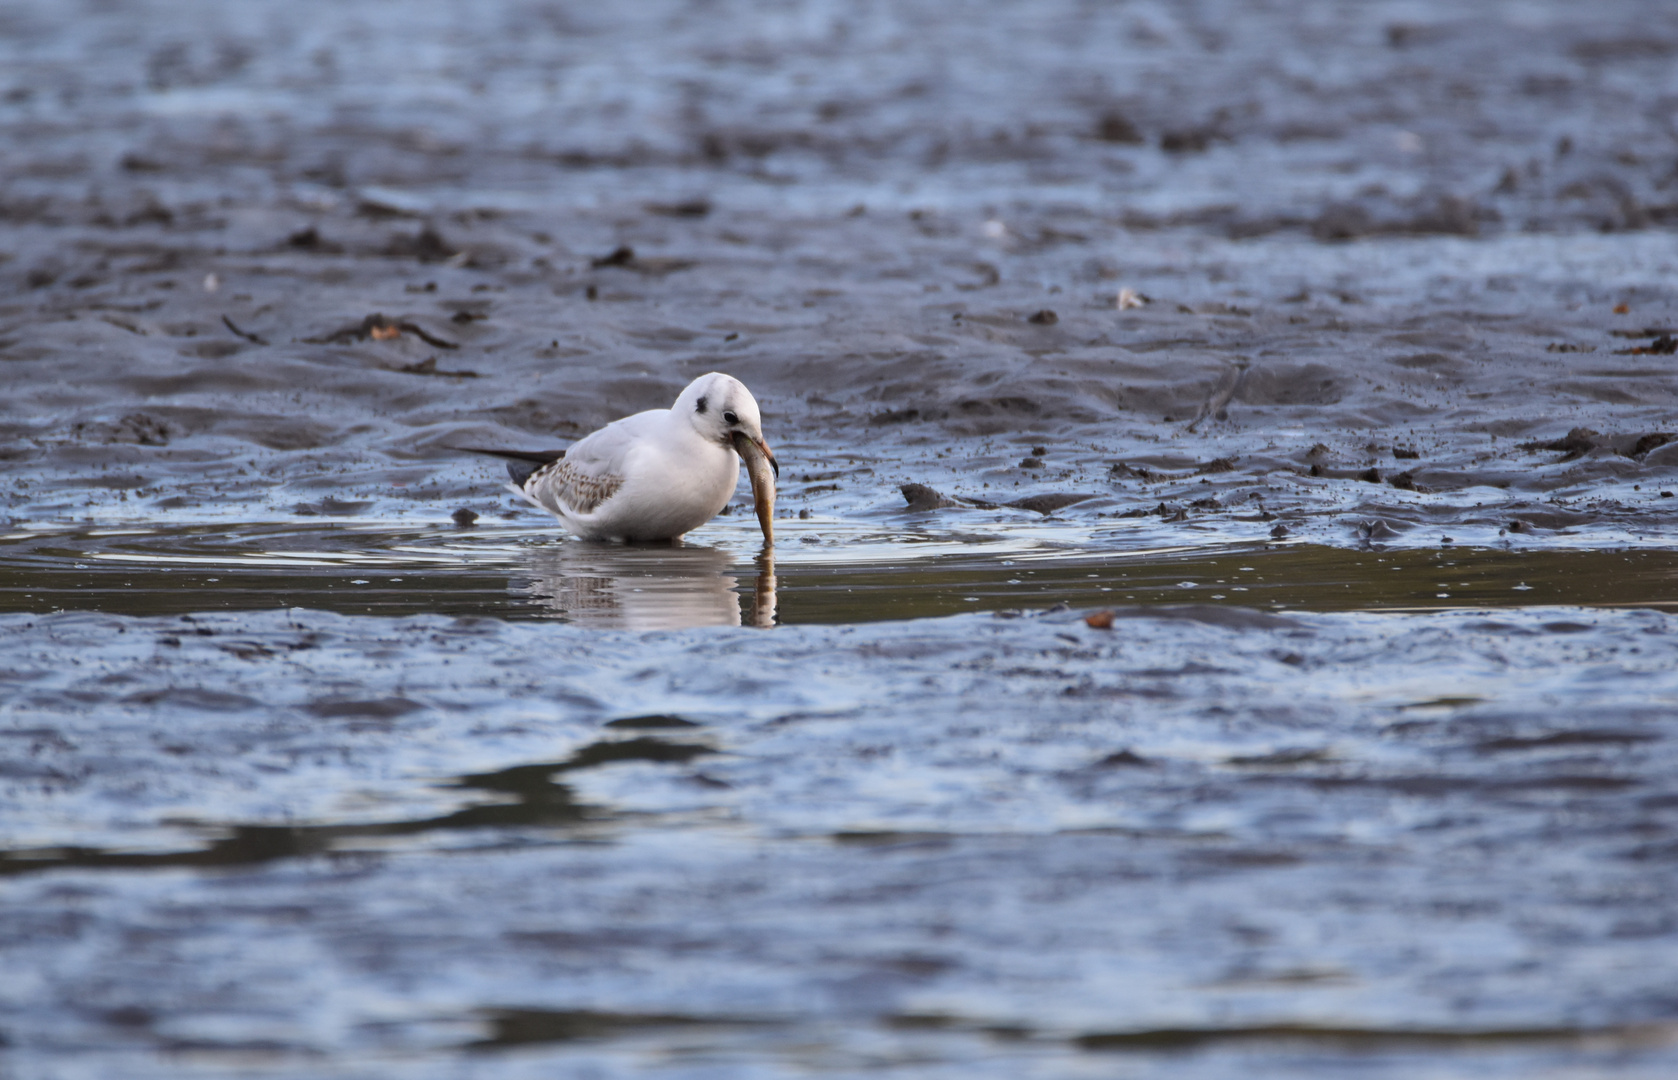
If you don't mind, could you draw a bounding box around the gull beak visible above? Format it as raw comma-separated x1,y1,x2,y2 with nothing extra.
731,431,778,547
760,438,779,478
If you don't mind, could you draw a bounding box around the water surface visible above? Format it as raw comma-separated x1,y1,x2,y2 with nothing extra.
6,521,1678,627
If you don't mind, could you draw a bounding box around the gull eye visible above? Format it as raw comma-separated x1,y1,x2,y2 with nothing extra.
723,410,739,425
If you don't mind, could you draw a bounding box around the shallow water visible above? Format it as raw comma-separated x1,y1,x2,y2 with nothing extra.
6,0,1678,1076
7,521,1678,626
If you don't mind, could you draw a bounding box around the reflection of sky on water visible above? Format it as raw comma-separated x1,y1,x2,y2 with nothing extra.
512,542,776,629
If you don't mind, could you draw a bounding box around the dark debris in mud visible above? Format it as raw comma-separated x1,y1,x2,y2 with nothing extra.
1616,334,1677,356
303,313,459,350
588,244,696,275
383,225,458,263
396,356,479,378
590,244,637,269
219,314,267,346
286,225,342,253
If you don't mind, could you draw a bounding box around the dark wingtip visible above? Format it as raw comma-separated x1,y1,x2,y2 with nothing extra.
447,445,566,487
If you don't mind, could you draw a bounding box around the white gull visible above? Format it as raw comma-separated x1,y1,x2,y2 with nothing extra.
464,372,778,544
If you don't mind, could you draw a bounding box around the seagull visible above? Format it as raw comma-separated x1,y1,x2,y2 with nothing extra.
460,372,778,544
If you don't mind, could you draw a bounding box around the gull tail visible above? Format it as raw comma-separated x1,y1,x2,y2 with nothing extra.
450,446,567,487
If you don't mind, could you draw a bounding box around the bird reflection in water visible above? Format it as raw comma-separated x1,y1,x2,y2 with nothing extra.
512,543,777,629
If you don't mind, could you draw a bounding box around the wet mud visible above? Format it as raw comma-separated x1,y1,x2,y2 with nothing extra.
2,1,1677,543
6,606,1678,1078
5,1,1678,1077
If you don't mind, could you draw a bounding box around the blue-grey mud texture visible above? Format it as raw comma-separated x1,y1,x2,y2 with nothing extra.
1,0,1677,546
3,605,1678,1079
5,0,1678,1077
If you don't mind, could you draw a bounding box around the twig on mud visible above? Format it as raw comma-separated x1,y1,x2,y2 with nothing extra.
221,315,268,345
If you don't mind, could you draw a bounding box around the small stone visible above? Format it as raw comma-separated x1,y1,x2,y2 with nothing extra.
451,508,479,527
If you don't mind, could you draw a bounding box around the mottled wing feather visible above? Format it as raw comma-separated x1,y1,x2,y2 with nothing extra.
526,458,624,516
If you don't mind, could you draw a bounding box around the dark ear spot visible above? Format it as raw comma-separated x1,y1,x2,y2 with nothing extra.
696,396,708,414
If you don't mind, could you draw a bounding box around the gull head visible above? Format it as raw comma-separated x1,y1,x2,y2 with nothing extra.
676,372,778,478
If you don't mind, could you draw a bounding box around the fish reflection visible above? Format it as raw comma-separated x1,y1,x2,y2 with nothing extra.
513,542,777,629
751,550,776,629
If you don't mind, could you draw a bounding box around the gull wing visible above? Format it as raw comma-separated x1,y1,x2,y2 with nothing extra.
512,415,651,519
520,456,625,516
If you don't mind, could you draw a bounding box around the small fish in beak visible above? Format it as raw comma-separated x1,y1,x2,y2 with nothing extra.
732,431,777,546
